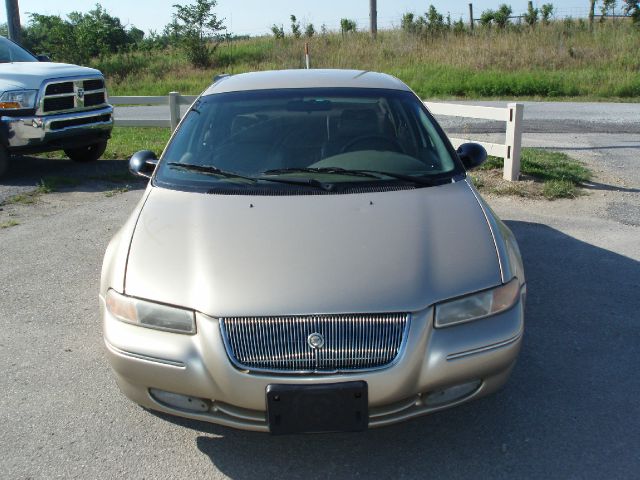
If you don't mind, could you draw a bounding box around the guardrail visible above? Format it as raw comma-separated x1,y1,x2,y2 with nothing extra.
111,94,524,181
424,102,524,181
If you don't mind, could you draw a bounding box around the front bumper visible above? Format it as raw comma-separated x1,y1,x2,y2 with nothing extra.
1,105,113,152
101,292,525,432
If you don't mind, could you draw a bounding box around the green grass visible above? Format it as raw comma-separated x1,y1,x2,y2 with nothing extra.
98,21,640,100
476,148,592,199
103,127,172,159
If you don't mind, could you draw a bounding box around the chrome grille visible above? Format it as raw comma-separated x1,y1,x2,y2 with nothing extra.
39,77,108,114
220,313,409,373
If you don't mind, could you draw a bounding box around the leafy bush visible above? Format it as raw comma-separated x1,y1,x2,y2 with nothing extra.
21,5,143,64
493,4,513,29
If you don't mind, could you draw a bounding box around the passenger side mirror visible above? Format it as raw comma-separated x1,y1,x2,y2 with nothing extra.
129,150,158,179
36,54,51,62
457,143,487,170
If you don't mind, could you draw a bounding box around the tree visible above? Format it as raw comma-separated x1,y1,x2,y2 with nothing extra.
523,2,539,26
271,24,285,39
425,5,445,33
401,12,425,34
172,0,225,68
305,23,315,38
493,4,513,29
453,18,466,34
67,5,131,59
290,15,301,38
23,14,80,63
479,9,495,27
600,0,616,19
589,0,597,27
340,18,357,35
622,0,640,23
541,4,554,24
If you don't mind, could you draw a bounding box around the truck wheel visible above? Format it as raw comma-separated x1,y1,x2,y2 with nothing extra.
0,146,9,178
64,141,108,163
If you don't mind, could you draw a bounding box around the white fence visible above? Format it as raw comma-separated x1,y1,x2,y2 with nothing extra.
424,102,524,181
111,93,524,181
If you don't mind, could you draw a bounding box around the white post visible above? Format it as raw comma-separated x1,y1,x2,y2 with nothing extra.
304,42,310,69
169,91,180,132
504,102,524,181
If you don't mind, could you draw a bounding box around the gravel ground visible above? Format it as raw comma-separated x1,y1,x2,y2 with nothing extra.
1,132,639,479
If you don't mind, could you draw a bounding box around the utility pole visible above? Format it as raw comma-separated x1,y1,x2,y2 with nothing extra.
468,3,474,31
5,0,21,43
369,0,377,38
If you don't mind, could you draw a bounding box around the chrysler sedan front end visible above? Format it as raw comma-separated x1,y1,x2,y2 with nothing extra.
100,69,525,434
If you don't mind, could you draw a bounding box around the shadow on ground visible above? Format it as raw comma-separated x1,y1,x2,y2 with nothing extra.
149,221,640,479
0,155,145,196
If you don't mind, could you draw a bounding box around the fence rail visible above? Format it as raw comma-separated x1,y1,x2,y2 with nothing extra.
424,101,524,181
111,93,524,181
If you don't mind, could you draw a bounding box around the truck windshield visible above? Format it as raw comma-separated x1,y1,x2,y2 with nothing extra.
155,88,463,191
0,37,38,63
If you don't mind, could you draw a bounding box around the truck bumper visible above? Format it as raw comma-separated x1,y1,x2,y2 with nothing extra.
1,106,113,153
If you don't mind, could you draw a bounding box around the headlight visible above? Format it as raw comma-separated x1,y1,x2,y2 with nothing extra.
0,90,38,109
105,289,196,334
434,278,520,328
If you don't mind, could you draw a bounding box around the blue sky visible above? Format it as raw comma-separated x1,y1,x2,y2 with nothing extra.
2,1,596,36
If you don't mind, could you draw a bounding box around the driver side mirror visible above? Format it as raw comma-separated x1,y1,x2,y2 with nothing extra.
457,143,487,170
129,150,158,179
36,54,51,62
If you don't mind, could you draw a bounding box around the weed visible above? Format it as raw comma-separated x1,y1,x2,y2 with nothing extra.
104,186,130,197
0,219,20,229
4,193,37,205
37,176,81,193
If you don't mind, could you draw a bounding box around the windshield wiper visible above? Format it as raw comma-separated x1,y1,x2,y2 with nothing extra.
258,176,335,191
263,167,441,186
348,169,441,186
262,167,381,179
167,162,256,182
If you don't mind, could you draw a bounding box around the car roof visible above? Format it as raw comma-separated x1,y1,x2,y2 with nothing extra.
202,69,411,96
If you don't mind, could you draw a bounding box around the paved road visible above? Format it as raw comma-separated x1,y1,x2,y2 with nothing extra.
1,131,639,478
114,101,640,134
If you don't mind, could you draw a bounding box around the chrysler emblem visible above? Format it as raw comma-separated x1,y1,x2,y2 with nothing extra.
307,332,325,350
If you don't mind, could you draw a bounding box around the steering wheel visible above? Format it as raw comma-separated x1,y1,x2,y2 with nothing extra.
340,135,404,154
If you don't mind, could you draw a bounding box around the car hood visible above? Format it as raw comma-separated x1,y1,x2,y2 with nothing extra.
0,62,102,90
125,181,501,317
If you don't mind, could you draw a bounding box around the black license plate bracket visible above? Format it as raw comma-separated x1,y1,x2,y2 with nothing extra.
266,381,368,434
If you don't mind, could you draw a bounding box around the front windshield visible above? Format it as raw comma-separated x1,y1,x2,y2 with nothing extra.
0,37,38,63
155,88,462,191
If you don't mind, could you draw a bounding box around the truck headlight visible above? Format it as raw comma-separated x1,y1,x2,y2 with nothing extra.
0,90,38,109
105,289,196,334
434,278,520,328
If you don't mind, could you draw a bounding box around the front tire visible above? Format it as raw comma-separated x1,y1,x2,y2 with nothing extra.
0,145,9,178
64,140,108,163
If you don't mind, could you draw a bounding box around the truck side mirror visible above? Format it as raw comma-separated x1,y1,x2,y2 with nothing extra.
36,55,51,62
129,150,158,179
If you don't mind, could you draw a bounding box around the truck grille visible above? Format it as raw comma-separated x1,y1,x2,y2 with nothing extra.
220,313,409,373
40,77,107,114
